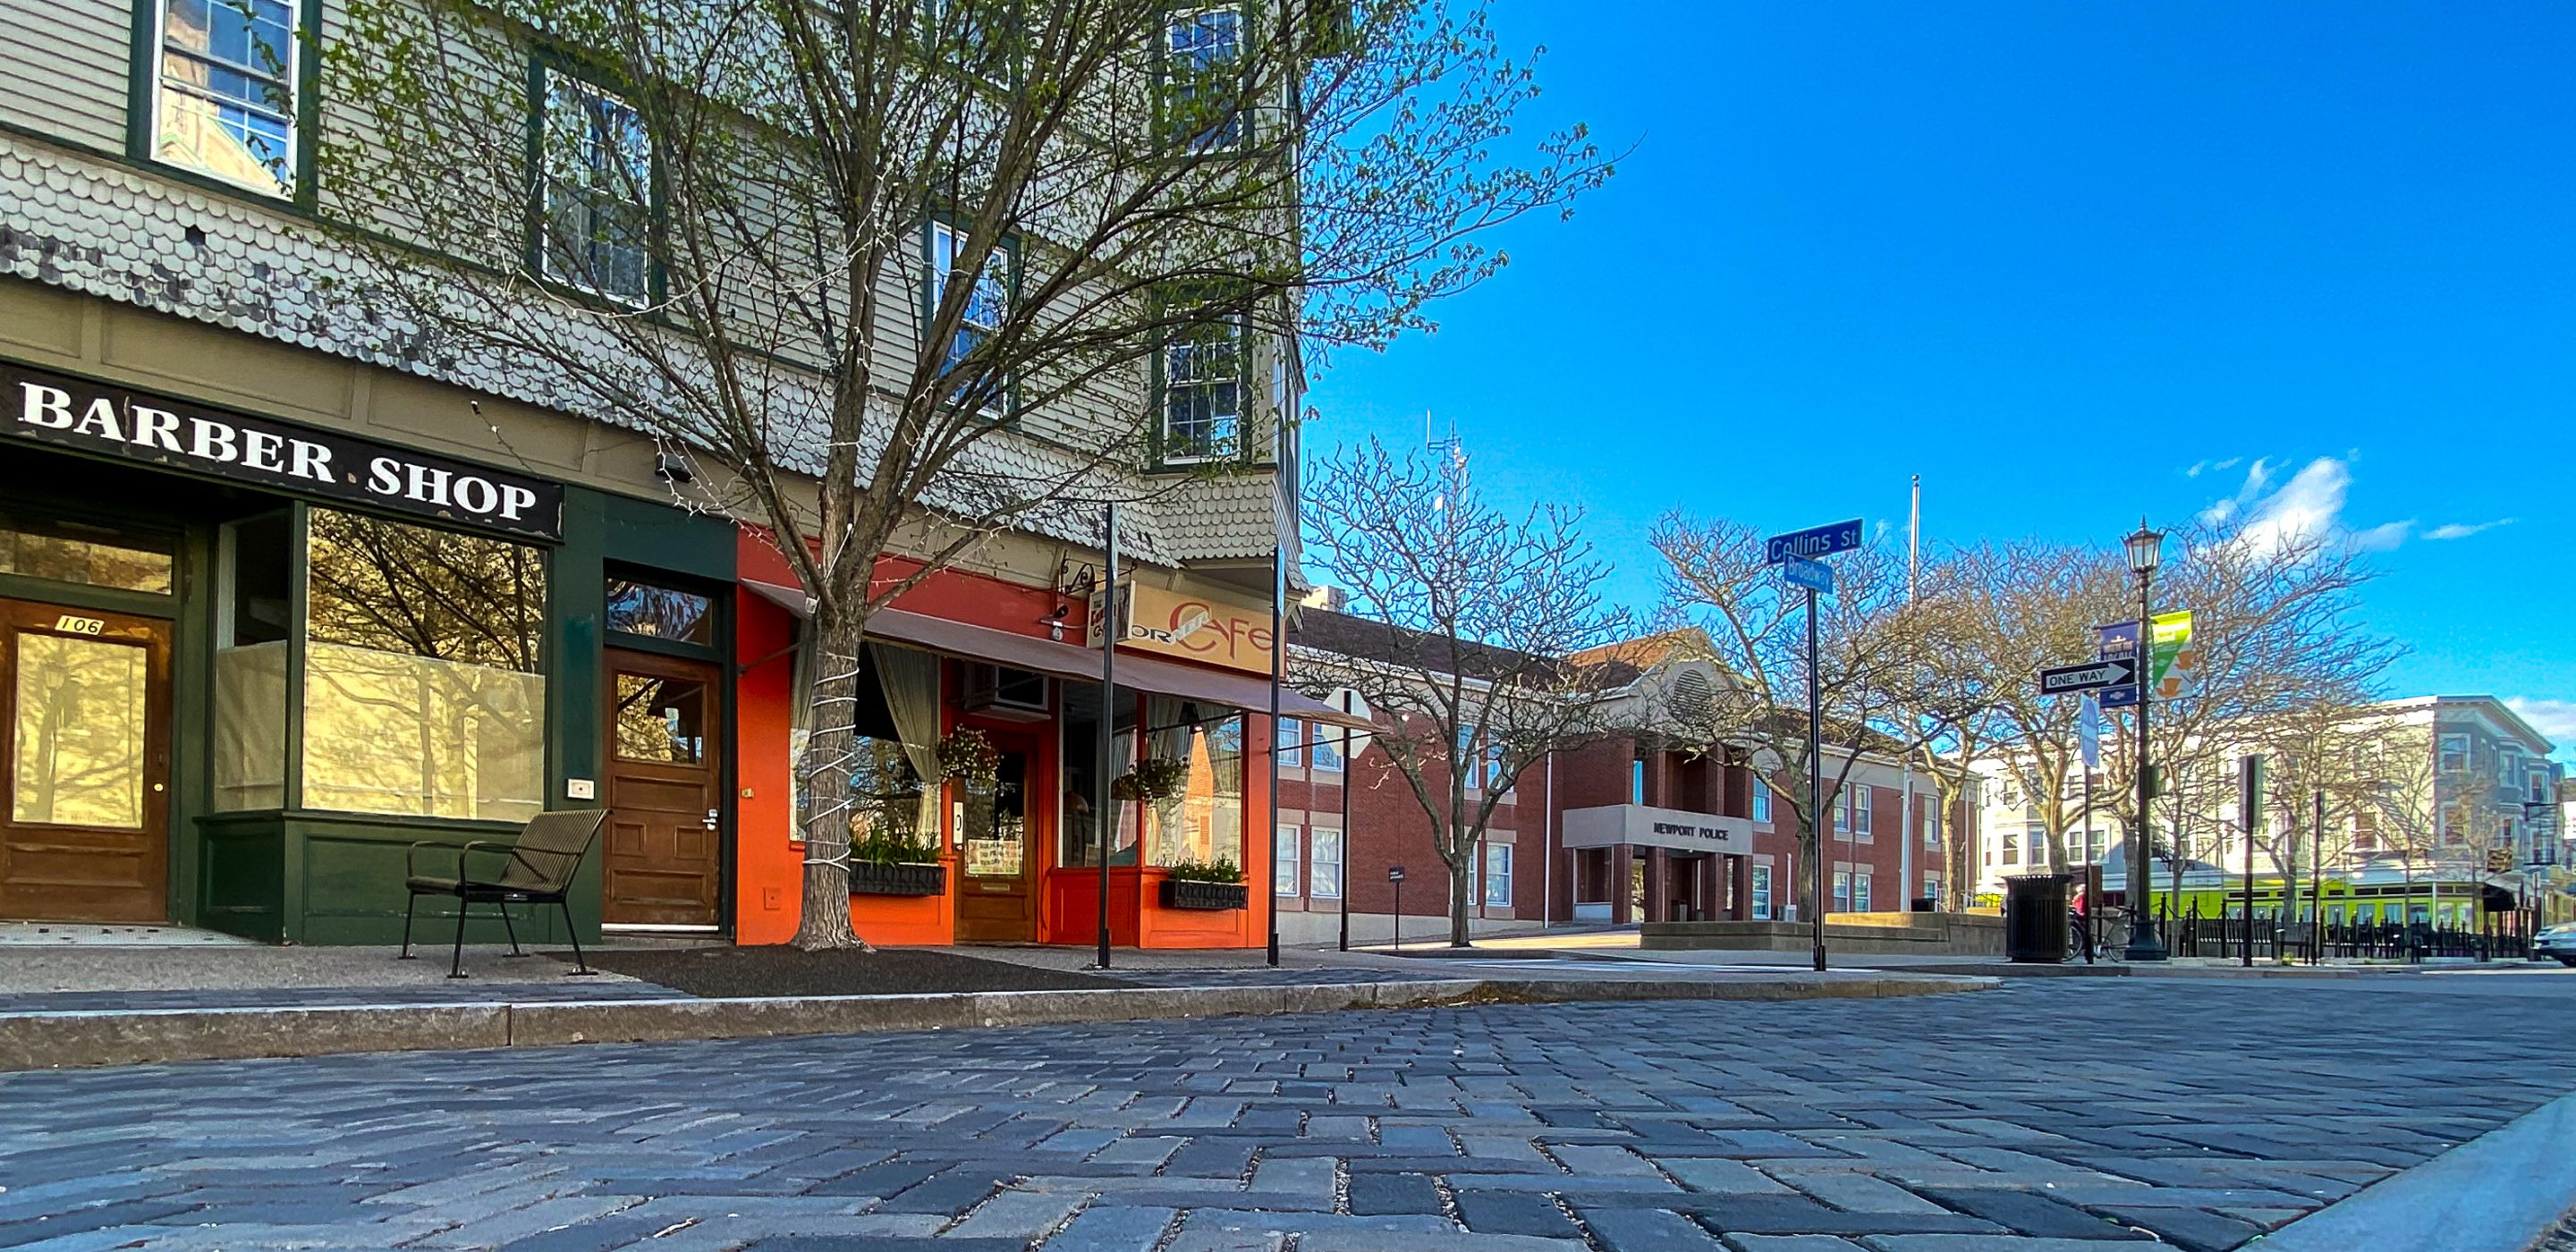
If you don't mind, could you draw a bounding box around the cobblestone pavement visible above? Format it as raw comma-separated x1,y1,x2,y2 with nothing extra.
2,976,2569,1252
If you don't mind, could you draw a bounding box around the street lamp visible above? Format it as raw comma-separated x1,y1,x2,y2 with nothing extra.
2123,519,2169,961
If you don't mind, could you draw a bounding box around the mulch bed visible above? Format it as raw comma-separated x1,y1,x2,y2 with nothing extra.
554,946,1131,999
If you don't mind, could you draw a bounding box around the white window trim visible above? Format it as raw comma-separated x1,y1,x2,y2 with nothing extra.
1273,824,1301,896
150,0,301,198
1309,825,1343,899
1157,312,1250,465
1483,842,1513,907
539,72,653,308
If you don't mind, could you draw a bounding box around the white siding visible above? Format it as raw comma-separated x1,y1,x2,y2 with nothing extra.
0,0,134,155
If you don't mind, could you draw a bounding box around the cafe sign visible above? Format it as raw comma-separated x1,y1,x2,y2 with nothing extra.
1086,580,1275,675
5,363,565,541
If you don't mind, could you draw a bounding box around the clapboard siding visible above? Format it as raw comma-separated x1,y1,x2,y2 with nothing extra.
0,0,135,154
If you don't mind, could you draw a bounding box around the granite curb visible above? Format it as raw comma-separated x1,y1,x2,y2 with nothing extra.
2249,1086,2576,1252
0,972,1995,1071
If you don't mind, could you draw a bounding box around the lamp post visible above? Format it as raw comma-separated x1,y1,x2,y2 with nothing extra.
2123,520,2169,961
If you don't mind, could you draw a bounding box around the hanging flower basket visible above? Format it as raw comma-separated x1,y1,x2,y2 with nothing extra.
936,728,1002,787
1114,757,1189,803
851,862,946,897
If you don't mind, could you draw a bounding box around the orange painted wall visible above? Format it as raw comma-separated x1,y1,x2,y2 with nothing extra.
733,581,801,945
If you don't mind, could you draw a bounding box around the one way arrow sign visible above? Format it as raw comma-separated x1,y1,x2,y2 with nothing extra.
2038,657,2137,696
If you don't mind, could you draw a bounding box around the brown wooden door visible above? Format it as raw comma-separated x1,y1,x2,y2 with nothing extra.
603,649,724,929
0,599,172,922
954,731,1040,943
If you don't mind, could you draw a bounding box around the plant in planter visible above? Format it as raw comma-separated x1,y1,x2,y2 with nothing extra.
1160,856,1249,910
847,821,945,897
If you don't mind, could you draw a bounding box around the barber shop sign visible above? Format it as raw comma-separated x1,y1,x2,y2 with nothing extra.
5,364,564,540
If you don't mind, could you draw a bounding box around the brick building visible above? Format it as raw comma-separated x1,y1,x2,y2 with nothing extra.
1275,612,1979,945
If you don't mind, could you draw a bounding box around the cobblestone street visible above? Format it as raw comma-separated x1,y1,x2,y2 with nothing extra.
2,974,2569,1251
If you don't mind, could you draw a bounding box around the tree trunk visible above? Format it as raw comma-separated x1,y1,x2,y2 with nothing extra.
789,603,867,951
1449,857,1473,947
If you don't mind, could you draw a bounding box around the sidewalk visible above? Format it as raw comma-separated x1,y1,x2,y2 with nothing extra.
0,935,1999,1071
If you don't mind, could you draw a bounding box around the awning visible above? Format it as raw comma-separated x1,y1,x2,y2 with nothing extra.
740,579,1370,729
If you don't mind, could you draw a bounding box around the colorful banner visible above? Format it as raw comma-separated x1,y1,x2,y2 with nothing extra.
2149,610,2195,699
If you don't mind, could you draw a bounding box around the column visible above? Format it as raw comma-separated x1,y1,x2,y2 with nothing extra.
1732,854,1754,920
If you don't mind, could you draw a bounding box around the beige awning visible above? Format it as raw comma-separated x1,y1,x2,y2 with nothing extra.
740,579,1370,729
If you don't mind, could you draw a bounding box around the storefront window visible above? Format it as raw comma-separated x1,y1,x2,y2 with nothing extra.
1140,697,1243,869
301,509,547,822
606,578,712,643
0,514,174,594
212,512,290,810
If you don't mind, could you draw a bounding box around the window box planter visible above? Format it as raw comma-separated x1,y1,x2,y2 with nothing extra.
1160,879,1248,911
851,862,946,897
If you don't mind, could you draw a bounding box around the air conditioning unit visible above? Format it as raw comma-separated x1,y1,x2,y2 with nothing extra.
962,664,1050,721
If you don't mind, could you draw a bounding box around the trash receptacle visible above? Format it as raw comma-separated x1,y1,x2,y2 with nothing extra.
2004,874,2072,964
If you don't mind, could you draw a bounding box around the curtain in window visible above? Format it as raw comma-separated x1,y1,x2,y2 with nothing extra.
872,643,945,840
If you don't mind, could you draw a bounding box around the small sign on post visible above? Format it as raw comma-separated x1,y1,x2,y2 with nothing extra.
1781,557,1835,596
2038,657,2138,696
1387,867,1406,952
1765,519,1865,565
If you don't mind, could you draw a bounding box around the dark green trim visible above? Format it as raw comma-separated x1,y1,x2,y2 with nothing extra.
919,212,1023,423
1144,293,1259,473
283,502,308,814
523,53,668,310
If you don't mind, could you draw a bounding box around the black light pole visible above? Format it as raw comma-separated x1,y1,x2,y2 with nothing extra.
2123,520,2170,961
1807,582,1826,972
1337,732,1352,952
1095,503,1119,970
1267,549,1283,967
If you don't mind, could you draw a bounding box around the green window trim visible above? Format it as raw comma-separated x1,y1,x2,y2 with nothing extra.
523,55,666,310
919,213,1021,422
126,0,325,208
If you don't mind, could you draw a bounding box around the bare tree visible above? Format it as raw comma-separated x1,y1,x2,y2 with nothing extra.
319,0,1612,944
1650,516,1946,935
1897,553,2015,910
1298,436,1635,946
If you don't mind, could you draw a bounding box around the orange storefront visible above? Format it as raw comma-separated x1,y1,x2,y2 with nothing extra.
730,532,1340,949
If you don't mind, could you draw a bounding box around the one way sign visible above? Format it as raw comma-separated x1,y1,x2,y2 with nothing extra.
2038,657,2137,696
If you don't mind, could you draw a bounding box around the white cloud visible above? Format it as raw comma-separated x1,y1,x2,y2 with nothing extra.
2507,698,2576,753
2425,518,2514,541
2350,520,2415,552
2202,455,2415,556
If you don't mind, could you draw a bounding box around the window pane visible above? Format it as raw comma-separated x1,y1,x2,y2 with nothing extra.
614,673,707,763
13,633,148,827
213,513,290,811
606,579,712,643
1141,700,1242,868
157,0,296,194
1274,825,1300,893
0,515,174,594
541,77,651,303
301,510,547,822
1309,827,1342,897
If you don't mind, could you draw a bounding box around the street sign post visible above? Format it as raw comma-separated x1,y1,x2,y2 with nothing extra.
1326,688,1374,953
1781,557,1835,595
1765,519,1865,565
1387,866,1406,952
2039,657,2138,696
1765,518,1864,974
2095,622,2140,708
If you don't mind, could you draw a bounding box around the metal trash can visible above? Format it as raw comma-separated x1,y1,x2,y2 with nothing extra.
2004,874,2072,964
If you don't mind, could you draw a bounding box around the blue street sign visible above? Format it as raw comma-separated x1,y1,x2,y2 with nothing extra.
2100,683,2139,709
2097,622,2141,706
1766,519,1865,565
1782,557,1835,595
2080,696,2102,770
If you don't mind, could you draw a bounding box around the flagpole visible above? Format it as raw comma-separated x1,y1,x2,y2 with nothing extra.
1902,475,1919,907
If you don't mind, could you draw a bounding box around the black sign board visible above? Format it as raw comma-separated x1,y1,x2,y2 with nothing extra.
4,363,565,541
2039,657,2137,696
1386,866,1406,883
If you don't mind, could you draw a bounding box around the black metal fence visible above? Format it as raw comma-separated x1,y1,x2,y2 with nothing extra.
2118,901,2533,963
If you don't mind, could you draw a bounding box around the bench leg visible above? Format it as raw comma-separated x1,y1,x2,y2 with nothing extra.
498,901,525,957
399,892,418,960
559,898,593,976
449,896,470,978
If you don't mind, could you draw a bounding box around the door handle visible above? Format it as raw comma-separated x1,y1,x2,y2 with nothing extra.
703,808,720,830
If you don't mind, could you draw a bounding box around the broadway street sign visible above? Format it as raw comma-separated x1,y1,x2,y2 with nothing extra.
1765,519,1864,565
2040,656,2138,696
1781,556,1835,595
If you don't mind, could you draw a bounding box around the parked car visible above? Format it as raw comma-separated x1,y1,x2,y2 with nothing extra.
2533,923,2576,966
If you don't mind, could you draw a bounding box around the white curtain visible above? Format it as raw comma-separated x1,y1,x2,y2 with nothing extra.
872,644,945,841
1147,695,1193,864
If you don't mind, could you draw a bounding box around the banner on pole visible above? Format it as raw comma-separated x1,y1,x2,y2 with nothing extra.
2149,610,2196,699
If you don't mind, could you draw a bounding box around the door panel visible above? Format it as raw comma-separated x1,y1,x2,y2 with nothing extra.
603,651,724,929
0,599,172,922
954,734,1038,943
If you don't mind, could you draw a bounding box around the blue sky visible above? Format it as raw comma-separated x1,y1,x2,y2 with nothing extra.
1304,2,2576,753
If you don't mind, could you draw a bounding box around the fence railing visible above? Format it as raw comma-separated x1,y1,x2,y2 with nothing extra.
2123,901,2533,963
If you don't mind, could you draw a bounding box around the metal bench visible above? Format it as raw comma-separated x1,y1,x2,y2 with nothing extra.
400,809,608,978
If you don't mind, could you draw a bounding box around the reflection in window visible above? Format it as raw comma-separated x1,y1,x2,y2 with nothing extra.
155,0,298,195
12,633,148,827
1140,698,1243,868
0,515,174,594
1308,826,1343,898
614,673,705,763
302,509,547,821
606,579,712,643
540,73,651,304
212,513,291,810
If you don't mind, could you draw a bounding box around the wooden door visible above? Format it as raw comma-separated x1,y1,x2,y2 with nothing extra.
954,731,1041,943
0,599,172,922
604,649,724,929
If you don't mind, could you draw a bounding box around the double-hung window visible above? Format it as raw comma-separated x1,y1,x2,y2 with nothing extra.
152,0,300,195
927,221,1013,415
1923,805,1940,849
1309,826,1343,898
1277,717,1302,769
1834,788,1852,835
2002,828,2020,864
1852,787,1872,841
1832,869,1852,913
1920,873,1940,906
1274,824,1301,896
1751,864,1774,918
2439,733,2470,773
1483,843,1513,907
1159,314,1246,462
1853,871,1872,913
1161,5,1246,153
1750,778,1770,824
539,73,652,305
